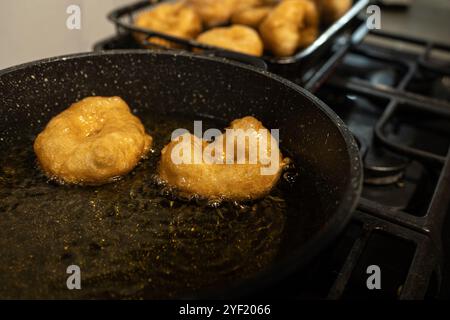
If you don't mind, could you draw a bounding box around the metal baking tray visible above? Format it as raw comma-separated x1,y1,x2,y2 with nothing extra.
106,0,370,77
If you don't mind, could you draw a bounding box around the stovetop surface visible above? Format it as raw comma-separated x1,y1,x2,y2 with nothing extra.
93,27,450,299
274,31,450,300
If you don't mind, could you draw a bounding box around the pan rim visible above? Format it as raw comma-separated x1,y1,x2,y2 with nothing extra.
0,49,363,299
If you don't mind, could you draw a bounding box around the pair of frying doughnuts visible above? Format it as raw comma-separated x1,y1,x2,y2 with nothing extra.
34,97,286,201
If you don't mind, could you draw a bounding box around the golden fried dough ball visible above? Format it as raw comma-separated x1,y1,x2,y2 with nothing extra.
260,0,320,57
233,0,277,12
134,1,202,48
158,116,287,201
196,25,264,56
231,0,277,28
34,97,153,185
186,0,237,27
313,0,352,24
231,6,273,28
233,0,264,12
297,0,320,48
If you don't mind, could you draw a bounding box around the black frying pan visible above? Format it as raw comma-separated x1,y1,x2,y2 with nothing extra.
0,51,362,299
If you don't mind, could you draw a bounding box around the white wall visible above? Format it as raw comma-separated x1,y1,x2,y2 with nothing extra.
1,0,449,70
0,0,130,69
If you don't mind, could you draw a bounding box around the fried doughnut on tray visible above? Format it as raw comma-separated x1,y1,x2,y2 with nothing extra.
196,24,264,56
231,0,276,28
134,1,202,48
186,0,237,27
259,0,319,57
231,6,273,28
312,0,352,24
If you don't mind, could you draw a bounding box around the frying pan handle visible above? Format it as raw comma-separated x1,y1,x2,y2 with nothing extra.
202,50,268,71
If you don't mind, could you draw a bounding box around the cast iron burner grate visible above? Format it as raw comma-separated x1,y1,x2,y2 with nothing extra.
284,28,450,300
93,26,450,299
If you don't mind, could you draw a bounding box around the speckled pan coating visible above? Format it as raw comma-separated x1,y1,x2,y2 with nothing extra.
0,50,362,298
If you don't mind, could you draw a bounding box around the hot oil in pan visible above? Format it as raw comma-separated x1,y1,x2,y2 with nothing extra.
0,112,323,299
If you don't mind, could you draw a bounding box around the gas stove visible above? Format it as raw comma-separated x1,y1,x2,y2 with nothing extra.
272,29,450,300
93,26,450,300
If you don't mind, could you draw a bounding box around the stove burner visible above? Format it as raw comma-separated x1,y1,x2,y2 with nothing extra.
363,146,409,186
363,161,432,212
